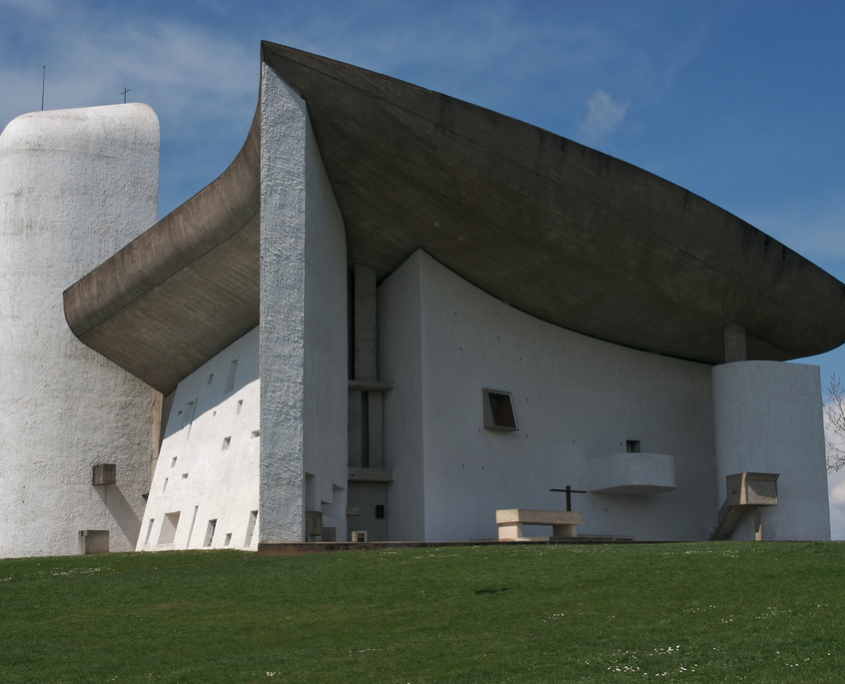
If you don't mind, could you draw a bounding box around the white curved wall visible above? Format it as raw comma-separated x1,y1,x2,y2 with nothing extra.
712,361,830,540
380,251,719,542
0,105,160,557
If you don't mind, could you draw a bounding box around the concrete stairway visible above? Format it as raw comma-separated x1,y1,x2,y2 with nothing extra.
710,472,779,541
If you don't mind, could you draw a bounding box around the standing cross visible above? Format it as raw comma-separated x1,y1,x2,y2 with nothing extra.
550,485,587,512
121,87,131,103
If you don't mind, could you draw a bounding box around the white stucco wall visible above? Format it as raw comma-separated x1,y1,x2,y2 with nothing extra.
379,251,719,542
378,255,426,541
138,328,261,551
713,361,830,540
260,65,348,543
0,104,160,557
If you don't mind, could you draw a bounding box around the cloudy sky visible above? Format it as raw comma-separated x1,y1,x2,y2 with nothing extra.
3,0,845,537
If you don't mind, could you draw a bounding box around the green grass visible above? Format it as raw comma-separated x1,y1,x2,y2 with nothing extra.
1,542,844,682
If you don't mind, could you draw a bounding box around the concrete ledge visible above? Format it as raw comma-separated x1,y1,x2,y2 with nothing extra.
348,380,394,392
588,452,676,495
348,467,395,482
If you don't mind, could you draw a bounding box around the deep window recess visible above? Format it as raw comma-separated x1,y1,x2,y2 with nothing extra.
626,440,641,453
375,504,385,519
225,360,238,393
204,519,217,547
158,512,180,545
482,389,518,430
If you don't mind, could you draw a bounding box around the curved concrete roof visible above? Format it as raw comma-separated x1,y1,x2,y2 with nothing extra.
65,42,845,393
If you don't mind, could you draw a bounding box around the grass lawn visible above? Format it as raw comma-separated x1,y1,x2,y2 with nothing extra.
1,542,844,682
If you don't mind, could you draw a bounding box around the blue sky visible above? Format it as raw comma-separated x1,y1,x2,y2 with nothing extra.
3,0,845,536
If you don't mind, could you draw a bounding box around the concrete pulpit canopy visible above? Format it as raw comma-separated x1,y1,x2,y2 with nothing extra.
64,41,845,394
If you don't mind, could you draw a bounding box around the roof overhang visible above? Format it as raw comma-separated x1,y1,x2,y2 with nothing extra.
64,42,845,394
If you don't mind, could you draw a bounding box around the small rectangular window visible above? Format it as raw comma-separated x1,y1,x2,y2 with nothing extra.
204,519,217,547
626,440,641,453
375,504,385,519
244,510,258,547
482,389,518,430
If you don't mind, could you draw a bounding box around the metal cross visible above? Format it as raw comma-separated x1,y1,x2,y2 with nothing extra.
122,87,131,103
550,485,587,512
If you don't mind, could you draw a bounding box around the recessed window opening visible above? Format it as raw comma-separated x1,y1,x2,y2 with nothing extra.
482,389,518,430
144,518,155,545
222,437,231,450
375,504,385,519
185,506,199,548
162,478,168,492
184,399,197,438
237,400,243,415
204,519,217,547
225,359,238,393
244,510,258,547
170,457,177,468
182,473,188,479
208,373,214,385
250,430,260,439
158,512,180,545
626,440,641,453
224,533,232,546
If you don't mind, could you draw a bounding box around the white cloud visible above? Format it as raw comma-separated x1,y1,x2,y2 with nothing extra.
580,89,628,143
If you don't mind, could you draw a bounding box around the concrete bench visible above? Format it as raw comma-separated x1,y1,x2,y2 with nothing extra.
496,508,583,541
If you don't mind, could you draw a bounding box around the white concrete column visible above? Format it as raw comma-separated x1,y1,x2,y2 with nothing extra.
260,64,348,543
724,324,747,363
0,104,160,557
712,360,830,540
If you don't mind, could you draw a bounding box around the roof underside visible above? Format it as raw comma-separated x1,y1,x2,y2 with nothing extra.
64,42,845,394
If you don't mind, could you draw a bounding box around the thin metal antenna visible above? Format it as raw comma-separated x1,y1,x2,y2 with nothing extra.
41,66,46,111
121,87,131,104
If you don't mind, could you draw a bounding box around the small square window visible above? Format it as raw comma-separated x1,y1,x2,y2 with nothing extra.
482,389,518,430
626,440,641,453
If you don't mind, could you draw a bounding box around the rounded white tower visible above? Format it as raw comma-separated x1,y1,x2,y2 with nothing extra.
0,104,160,557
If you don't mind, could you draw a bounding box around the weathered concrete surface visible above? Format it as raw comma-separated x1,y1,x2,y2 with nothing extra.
64,43,845,396
0,104,159,558
63,104,261,394
261,43,845,365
